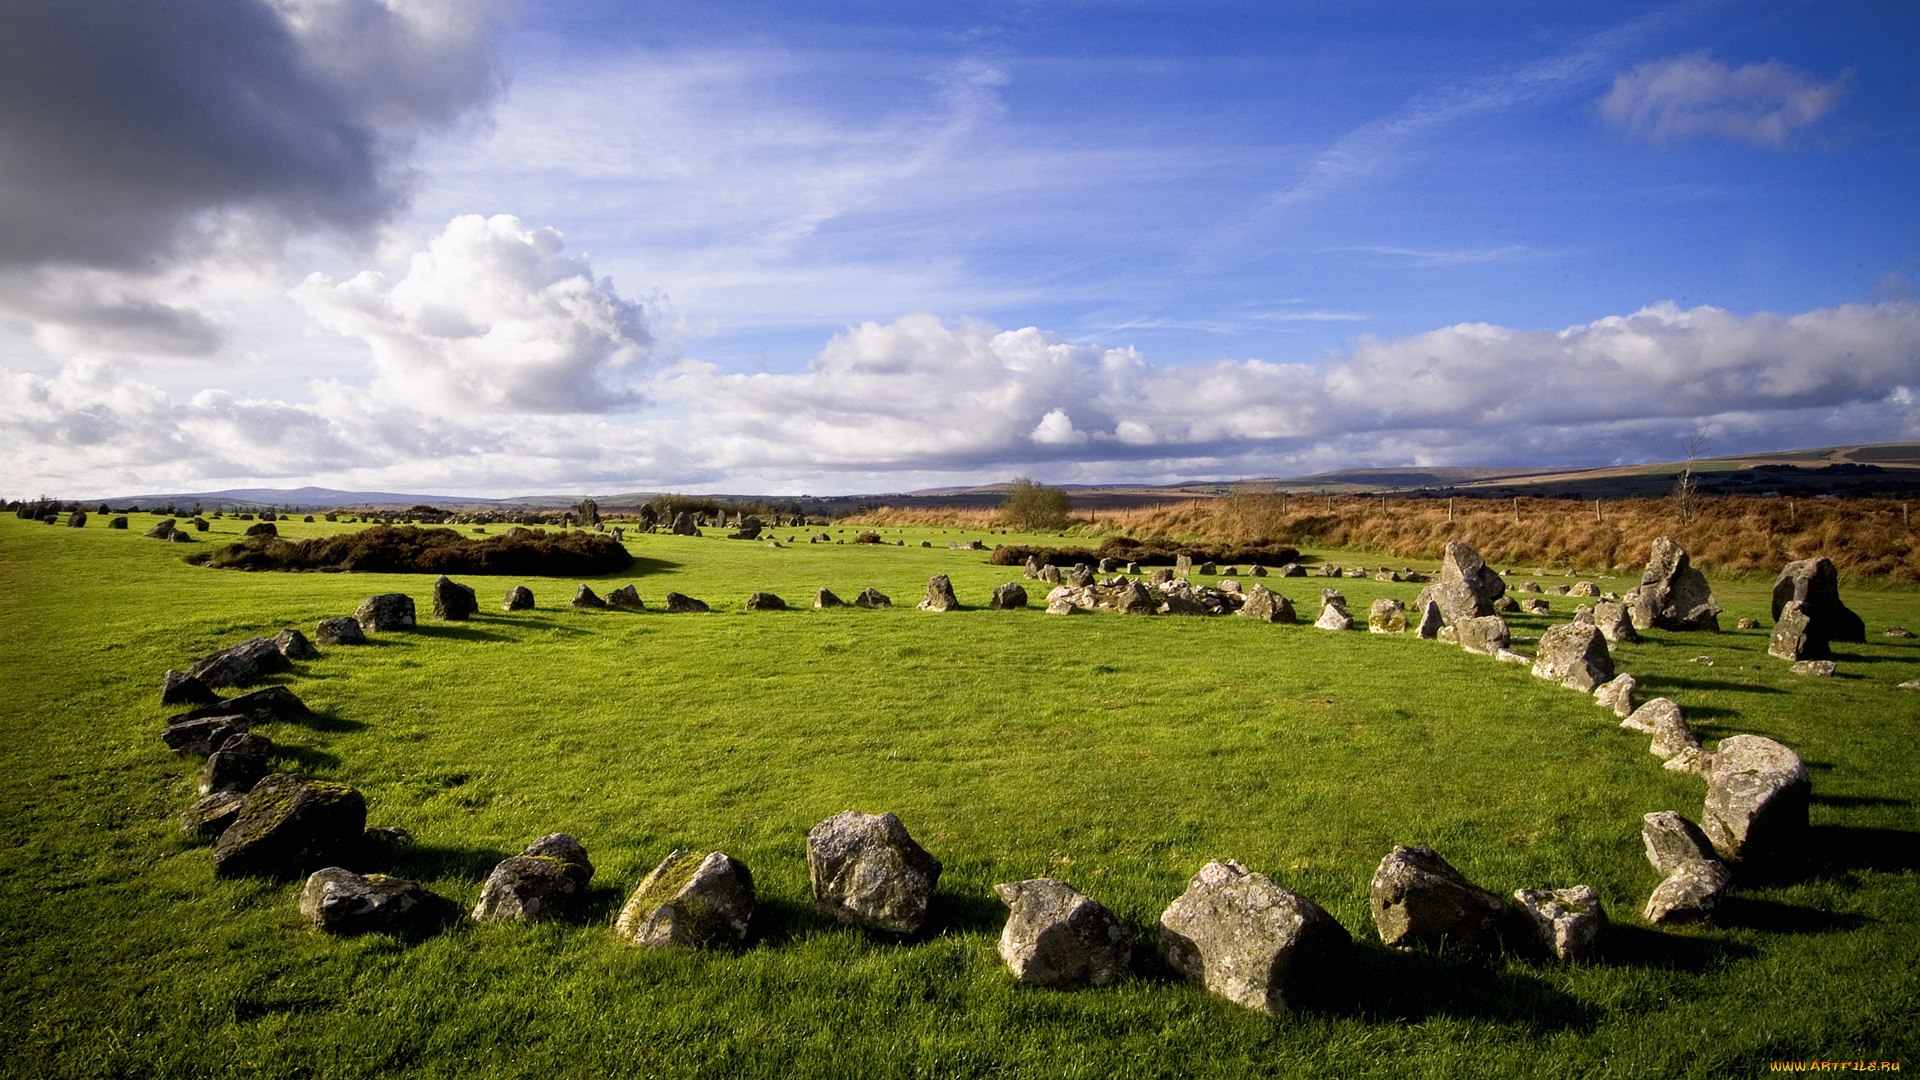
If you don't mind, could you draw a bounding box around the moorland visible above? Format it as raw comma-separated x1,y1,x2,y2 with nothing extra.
1,509,1916,1078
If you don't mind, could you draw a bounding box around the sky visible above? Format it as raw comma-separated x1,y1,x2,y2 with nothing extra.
2,0,1917,499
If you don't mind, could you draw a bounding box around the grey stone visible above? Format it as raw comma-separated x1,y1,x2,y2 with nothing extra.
472,834,594,924
1313,604,1353,631
1771,558,1865,645
1703,735,1810,863
994,878,1130,989
431,576,478,620
664,592,710,613
355,593,417,632
1523,598,1550,615
1415,600,1444,639
315,617,367,645
917,575,959,612
571,585,607,609
502,585,535,611
1368,598,1407,634
1156,859,1350,1016
1626,537,1721,631
989,583,1028,610
213,774,367,879
1369,845,1511,960
180,790,246,838
1531,623,1614,692
144,518,178,539
300,867,446,936
616,849,757,949
200,732,273,795
1413,541,1507,624
273,628,319,660
1590,600,1639,643
1237,584,1295,624
1454,615,1511,656
606,585,646,611
1593,674,1637,718
815,588,844,608
745,591,787,611
163,711,257,756
188,637,293,688
1512,886,1606,962
161,669,220,707
1641,811,1732,924
807,810,943,934
1790,659,1836,677
855,587,891,609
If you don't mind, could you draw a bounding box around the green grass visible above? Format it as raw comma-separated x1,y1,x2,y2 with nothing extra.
2,514,1917,1078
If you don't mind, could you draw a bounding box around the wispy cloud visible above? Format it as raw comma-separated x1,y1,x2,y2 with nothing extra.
1598,52,1850,149
1338,246,1543,267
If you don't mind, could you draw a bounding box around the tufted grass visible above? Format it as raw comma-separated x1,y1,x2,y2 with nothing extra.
1,513,1917,1078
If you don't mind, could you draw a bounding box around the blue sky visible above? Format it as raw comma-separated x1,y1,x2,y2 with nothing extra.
2,0,1916,497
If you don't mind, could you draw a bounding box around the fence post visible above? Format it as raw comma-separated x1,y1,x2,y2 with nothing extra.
1513,497,1520,524
1448,498,1454,522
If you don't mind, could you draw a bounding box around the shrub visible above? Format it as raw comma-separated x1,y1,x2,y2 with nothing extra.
193,525,633,576
999,478,1072,531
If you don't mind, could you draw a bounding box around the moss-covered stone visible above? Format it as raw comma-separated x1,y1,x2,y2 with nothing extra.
212,774,367,879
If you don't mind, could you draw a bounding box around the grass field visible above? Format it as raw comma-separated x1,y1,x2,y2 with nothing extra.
2,514,1917,1078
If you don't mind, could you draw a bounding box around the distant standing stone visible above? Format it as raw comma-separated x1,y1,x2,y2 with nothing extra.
993,878,1130,989
917,575,959,612
606,584,646,611
1415,600,1444,640
989,582,1028,609
503,585,535,611
665,592,711,613
571,584,607,609
273,627,319,660
815,588,844,608
745,591,787,610
432,576,478,620
855,587,891,609
355,593,416,632
315,617,367,645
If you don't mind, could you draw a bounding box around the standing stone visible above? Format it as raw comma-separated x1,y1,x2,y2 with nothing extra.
1237,584,1295,624
1511,886,1606,962
1248,564,1267,577
1593,674,1637,718
503,585,535,611
1768,600,1825,661
1702,735,1810,863
145,518,178,539
108,516,128,529
1453,615,1511,656
1174,554,1193,577
300,867,447,937
1369,846,1511,960
1626,537,1722,631
213,775,367,879
815,588,844,608
918,575,959,612
200,732,273,795
745,591,787,611
1415,600,1444,640
1039,565,1063,585
161,669,221,707
606,585,646,611
1368,599,1406,634
616,849,757,949
1414,541,1507,624
664,592,711,613
1156,859,1350,1016
273,628,319,660
472,834,595,924
854,587,891,609
994,878,1131,989
577,498,600,527
1023,555,1045,579
315,617,367,645
1314,603,1353,631
1589,600,1639,643
432,576,478,620
989,583,1028,610
1642,811,1733,924
1770,558,1865,645
671,512,700,536
571,585,607,609
1643,702,1701,762
67,510,87,527
1114,580,1158,615
1531,623,1614,692
807,810,943,934
355,593,417,632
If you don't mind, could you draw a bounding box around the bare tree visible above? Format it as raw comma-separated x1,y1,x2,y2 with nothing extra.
1672,433,1709,524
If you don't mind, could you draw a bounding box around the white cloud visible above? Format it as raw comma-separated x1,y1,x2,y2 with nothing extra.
295,214,654,414
1598,52,1849,149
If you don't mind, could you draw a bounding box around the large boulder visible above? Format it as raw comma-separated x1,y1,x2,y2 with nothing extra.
664,592,710,613
1588,601,1639,644
728,516,763,540
180,791,247,838
571,584,607,609
1368,599,1407,634
315,617,367,646
272,628,320,661
1237,584,1295,624
745,591,787,611
1453,615,1510,657
162,715,252,757
1642,811,1732,923
1114,580,1159,615
807,810,943,934
1702,735,1810,863
1626,537,1721,631
1769,600,1822,661
671,512,700,536
917,575,959,612
606,585,646,611
199,732,273,795
300,867,448,937
1368,845,1511,960
616,849,756,949
431,575,478,620
1156,859,1350,1016
503,585,535,611
993,878,1130,989
188,637,293,688
854,587,891,609
1511,886,1606,962
355,593,416,632
173,685,309,723
1531,623,1614,692
1414,541,1506,624
1593,674,1637,718
988,583,1028,610
1771,557,1865,646
814,588,844,608
145,518,178,539
213,774,368,879
471,834,595,924
1313,603,1353,631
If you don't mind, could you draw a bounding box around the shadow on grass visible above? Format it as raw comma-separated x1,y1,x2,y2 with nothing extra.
271,744,342,772
1594,924,1756,972
394,841,513,882
1333,944,1604,1032
288,710,368,734
1711,897,1868,935
1792,825,1920,878
1636,677,1787,695
742,887,1003,948
575,882,629,927
410,623,515,644
1812,793,1911,809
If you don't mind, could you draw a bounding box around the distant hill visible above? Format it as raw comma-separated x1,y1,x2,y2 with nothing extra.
86,442,1920,513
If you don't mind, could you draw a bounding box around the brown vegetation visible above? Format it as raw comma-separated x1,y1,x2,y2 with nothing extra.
194,525,634,576
851,494,1920,580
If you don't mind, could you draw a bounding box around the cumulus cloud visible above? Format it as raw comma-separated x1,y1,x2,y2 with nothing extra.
295,214,653,414
1598,53,1849,148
